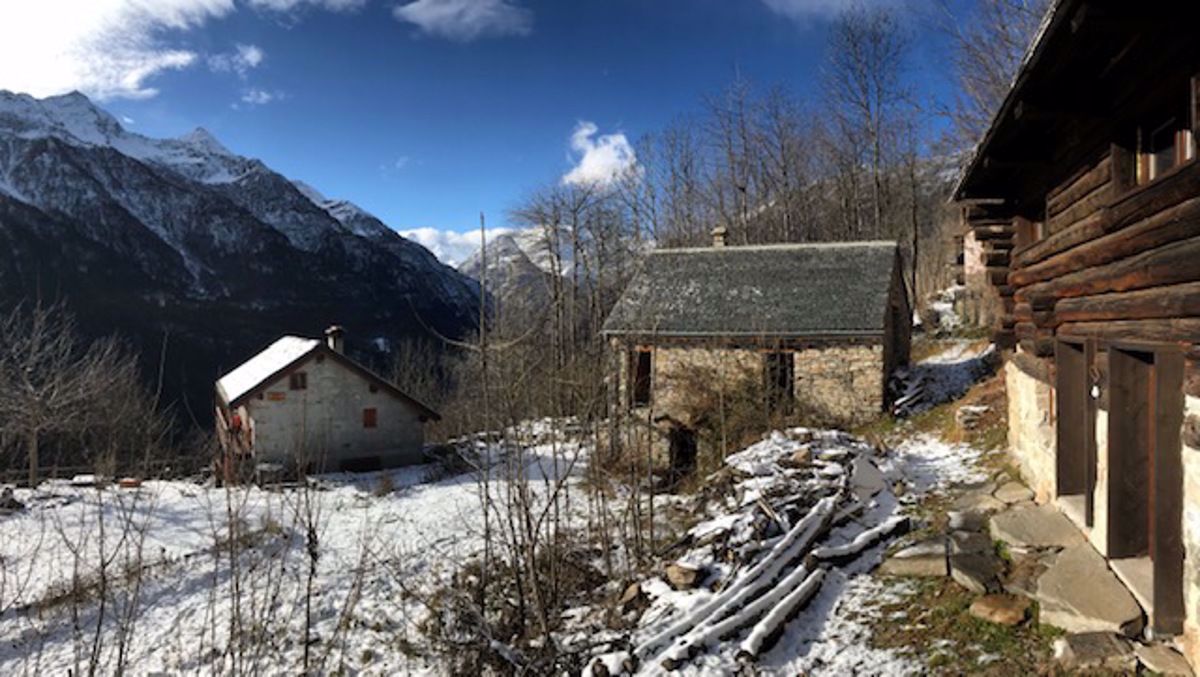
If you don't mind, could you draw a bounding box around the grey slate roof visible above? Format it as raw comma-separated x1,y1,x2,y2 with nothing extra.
601,241,900,338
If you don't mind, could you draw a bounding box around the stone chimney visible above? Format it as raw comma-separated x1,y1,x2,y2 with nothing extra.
324,325,345,354
711,225,727,248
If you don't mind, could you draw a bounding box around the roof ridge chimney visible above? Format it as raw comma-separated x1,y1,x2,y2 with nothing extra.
324,325,345,353
711,224,727,248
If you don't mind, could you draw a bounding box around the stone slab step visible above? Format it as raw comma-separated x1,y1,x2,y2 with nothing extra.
1037,543,1144,637
990,504,1085,550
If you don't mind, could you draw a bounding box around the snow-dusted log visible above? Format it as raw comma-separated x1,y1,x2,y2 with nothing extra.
811,516,910,566
634,493,841,660
736,567,827,660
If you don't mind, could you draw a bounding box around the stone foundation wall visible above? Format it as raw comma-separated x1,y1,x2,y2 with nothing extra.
1181,395,1200,668
1005,358,1056,502
612,340,886,430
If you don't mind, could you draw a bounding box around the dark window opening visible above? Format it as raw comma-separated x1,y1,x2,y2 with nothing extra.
630,349,652,408
764,351,795,414
369,383,379,393
1137,116,1194,185
363,407,378,428
289,371,307,390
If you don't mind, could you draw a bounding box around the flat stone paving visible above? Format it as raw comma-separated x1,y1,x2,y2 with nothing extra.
1036,543,1144,636
989,504,1085,549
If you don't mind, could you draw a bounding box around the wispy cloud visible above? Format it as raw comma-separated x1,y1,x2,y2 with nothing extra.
246,0,367,11
237,88,284,106
760,0,864,21
562,121,637,188
398,226,513,266
208,44,265,78
393,156,411,170
393,0,532,42
0,0,236,100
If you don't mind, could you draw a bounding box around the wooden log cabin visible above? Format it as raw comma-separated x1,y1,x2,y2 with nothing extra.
955,0,1200,657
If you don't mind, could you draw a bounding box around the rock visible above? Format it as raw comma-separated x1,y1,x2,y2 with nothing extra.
878,554,947,578
617,582,645,613
947,510,987,532
851,456,887,501
952,492,1006,514
118,477,142,489
1036,543,1144,636
949,530,993,555
1053,632,1136,671
956,405,990,431
0,487,24,512
1135,643,1195,676
950,553,1003,594
783,447,812,467
665,562,702,590
969,594,1030,626
892,538,945,559
993,481,1034,504
1002,552,1054,598
989,505,1085,550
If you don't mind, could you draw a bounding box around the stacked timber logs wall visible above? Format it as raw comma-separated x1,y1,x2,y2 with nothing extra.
966,153,1200,363
961,204,1016,343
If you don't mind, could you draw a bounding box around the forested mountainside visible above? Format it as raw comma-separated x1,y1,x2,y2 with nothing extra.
0,90,480,422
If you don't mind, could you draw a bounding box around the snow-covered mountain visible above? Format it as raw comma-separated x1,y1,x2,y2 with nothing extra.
0,90,479,417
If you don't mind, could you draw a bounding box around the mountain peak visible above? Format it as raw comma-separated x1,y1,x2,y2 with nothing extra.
178,127,230,155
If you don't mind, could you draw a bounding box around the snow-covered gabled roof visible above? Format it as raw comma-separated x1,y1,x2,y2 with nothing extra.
215,334,442,420
216,336,320,405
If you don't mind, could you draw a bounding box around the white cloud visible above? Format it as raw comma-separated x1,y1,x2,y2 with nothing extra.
562,121,637,188
238,88,283,106
247,0,367,10
209,43,265,78
393,0,532,42
0,0,237,100
761,0,896,21
398,226,513,266
394,156,410,170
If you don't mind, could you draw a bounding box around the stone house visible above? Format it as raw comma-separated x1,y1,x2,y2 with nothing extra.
601,234,911,439
215,327,440,472
955,0,1200,660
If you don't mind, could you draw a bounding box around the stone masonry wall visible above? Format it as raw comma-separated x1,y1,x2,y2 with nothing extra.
613,340,886,430
1005,358,1056,503
1181,395,1200,669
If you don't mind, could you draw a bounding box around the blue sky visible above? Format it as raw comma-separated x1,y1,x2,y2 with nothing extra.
0,0,965,262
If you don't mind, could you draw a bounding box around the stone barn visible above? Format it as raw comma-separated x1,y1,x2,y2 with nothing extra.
955,0,1200,659
601,235,911,436
215,326,440,472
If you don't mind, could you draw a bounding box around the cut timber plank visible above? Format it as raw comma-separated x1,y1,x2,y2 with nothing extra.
1010,196,1200,288
975,225,1014,241
1047,181,1109,236
1015,236,1200,307
1047,155,1111,218
1013,161,1200,269
1055,282,1200,324
1057,319,1200,344
1015,322,1055,356
988,268,1011,286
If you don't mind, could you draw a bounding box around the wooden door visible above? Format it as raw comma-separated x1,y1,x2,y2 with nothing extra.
1108,345,1185,634
1056,339,1097,524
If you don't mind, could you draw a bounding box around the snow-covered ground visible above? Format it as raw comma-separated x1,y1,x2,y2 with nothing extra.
0,423,586,675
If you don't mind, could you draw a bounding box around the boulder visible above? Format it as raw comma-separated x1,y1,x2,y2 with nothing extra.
617,582,645,613
783,447,812,468
993,481,1034,504
892,538,945,559
0,487,24,513
851,456,887,501
1135,643,1194,677
878,554,947,578
665,562,702,590
949,530,993,555
952,492,1006,514
969,594,1030,626
950,553,1003,594
1053,633,1136,672
989,505,1085,550
947,510,987,532
1036,543,1144,636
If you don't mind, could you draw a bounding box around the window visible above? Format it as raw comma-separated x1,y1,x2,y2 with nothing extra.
630,349,652,408
1137,117,1194,185
363,407,378,428
764,351,795,415
289,371,308,390
369,383,379,393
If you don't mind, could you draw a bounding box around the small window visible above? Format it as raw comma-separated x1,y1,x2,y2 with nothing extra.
1135,116,1195,185
289,371,308,390
764,351,795,415
630,349,652,408
363,407,378,428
